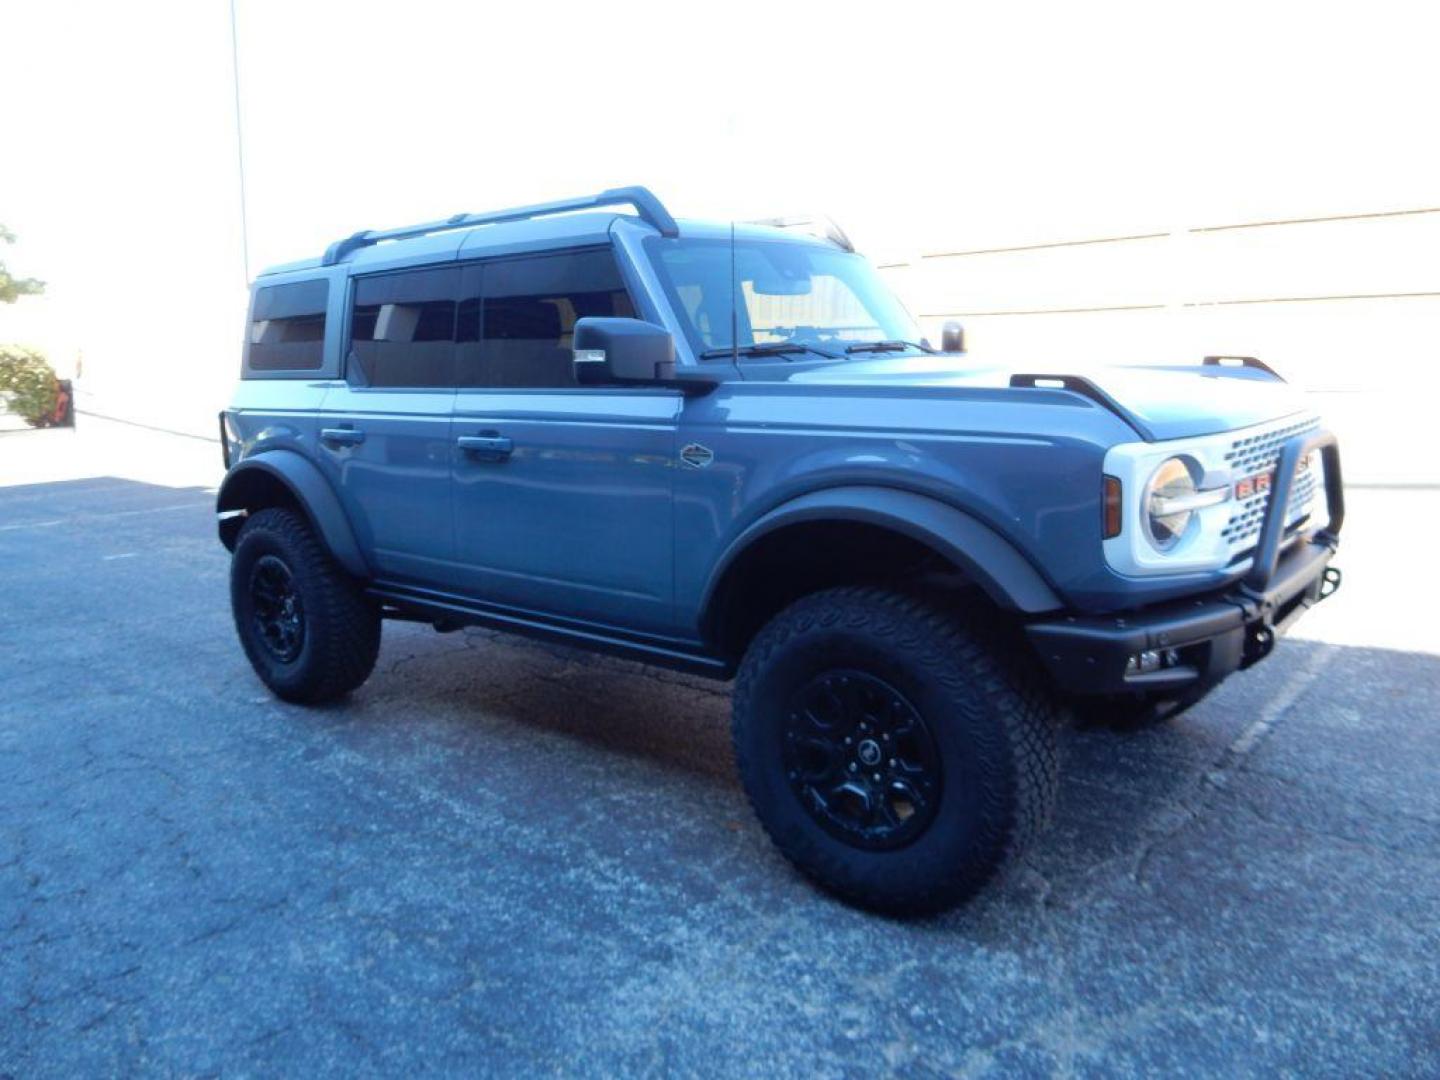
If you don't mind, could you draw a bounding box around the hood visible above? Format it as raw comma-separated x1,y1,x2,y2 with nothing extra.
773,355,1312,441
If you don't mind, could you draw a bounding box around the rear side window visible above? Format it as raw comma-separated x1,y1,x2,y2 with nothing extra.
458,249,635,388
348,267,460,388
248,280,328,371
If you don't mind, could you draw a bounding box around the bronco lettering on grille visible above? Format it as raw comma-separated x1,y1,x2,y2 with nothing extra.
1234,456,1309,500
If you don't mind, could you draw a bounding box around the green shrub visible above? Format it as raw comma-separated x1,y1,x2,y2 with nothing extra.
0,345,60,427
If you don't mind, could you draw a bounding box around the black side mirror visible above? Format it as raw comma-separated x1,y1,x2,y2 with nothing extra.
573,318,676,384
941,320,966,354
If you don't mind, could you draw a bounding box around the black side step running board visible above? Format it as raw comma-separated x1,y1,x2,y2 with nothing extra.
367,584,731,679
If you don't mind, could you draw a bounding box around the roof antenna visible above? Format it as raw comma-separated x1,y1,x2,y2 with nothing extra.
730,220,739,368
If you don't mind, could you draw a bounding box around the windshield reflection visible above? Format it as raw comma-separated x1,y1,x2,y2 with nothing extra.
646,236,924,359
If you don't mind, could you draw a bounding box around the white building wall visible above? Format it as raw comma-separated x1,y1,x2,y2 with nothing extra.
879,208,1439,485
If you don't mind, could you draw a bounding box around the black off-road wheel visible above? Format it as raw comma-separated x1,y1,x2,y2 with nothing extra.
230,507,381,704
731,587,1060,916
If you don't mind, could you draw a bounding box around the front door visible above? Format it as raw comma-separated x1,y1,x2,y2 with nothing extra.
449,248,679,633
315,265,460,583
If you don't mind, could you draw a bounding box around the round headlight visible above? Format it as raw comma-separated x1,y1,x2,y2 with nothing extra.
1145,456,1200,550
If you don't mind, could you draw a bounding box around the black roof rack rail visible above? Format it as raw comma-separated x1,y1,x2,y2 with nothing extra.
321,185,679,266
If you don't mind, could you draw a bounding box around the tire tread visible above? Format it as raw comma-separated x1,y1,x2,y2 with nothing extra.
732,586,1059,914
231,507,380,704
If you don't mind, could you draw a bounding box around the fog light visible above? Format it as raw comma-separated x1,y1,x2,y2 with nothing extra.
1125,648,1180,675
1126,650,1163,675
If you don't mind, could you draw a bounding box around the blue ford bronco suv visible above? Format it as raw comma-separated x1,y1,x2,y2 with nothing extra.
217,186,1344,914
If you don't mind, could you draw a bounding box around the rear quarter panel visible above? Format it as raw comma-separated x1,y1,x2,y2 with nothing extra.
227,378,333,465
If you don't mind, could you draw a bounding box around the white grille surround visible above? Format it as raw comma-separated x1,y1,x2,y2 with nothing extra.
1102,412,1322,577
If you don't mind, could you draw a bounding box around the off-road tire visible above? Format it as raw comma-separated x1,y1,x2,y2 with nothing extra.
230,507,381,704
731,586,1060,916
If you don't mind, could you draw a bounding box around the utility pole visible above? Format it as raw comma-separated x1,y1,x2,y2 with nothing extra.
229,0,251,285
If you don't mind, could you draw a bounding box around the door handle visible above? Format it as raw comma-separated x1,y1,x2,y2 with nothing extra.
320,427,366,446
457,433,514,460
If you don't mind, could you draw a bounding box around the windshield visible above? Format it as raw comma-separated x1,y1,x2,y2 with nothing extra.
644,236,923,358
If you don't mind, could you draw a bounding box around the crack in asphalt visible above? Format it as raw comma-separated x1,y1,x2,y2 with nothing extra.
1127,644,1336,891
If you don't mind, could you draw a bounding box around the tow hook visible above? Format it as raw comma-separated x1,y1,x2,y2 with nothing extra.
1319,565,1342,601
1241,624,1276,668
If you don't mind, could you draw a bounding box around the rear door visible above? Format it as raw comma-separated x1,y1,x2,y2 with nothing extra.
449,247,680,633
314,265,460,583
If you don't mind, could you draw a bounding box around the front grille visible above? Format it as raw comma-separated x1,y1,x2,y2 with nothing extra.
1220,415,1320,551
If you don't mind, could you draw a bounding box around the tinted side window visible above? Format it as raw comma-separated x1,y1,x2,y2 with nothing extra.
249,280,328,371
349,267,459,388
459,249,635,388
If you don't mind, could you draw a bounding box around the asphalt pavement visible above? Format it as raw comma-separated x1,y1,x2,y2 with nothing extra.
1,418,1436,1077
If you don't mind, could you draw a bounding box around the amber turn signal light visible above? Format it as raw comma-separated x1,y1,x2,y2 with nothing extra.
1103,475,1123,538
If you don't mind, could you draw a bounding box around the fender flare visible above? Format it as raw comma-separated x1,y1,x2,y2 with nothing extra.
216,450,369,578
700,485,1064,623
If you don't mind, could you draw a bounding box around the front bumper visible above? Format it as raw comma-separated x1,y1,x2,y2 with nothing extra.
1028,429,1345,696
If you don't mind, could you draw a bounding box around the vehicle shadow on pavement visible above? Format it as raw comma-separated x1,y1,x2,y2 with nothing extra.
0,473,215,508
352,615,1440,919
355,621,740,787
363,615,1197,888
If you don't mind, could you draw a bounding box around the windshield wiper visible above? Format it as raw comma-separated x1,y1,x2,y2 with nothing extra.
700,342,840,360
844,340,938,355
